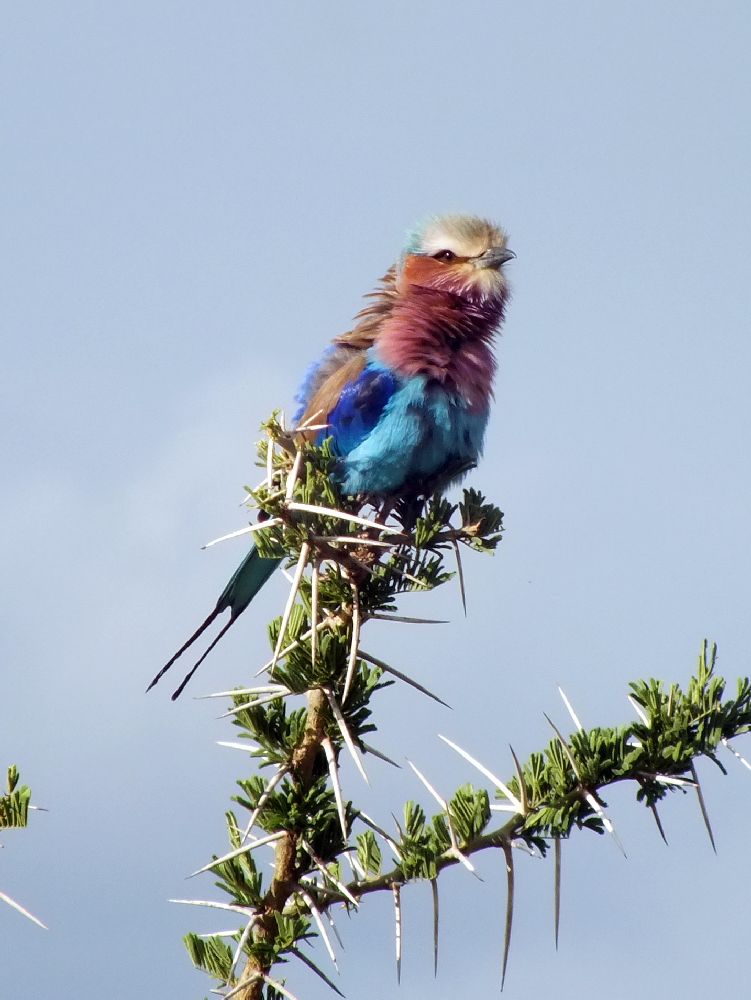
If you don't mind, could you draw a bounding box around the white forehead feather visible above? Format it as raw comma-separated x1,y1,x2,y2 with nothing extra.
409,215,508,258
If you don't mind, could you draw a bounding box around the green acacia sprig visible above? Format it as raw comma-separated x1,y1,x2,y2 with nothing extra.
0,766,31,830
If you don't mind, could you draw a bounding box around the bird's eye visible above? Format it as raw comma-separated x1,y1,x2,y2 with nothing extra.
432,249,456,262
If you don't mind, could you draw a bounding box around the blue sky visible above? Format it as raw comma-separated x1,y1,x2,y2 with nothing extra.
3,4,751,998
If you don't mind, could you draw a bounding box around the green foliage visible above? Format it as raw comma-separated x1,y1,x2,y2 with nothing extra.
184,933,233,982
355,830,381,877
0,765,31,830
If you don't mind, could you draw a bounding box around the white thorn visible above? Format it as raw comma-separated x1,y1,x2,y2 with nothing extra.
628,695,649,725
584,792,626,857
437,735,522,813
406,760,476,874
301,839,359,907
324,688,369,785
297,889,339,971
311,562,320,670
241,767,287,842
558,686,584,732
187,831,285,877
227,913,258,982
393,883,402,982
287,501,402,534
0,891,47,929
270,542,310,675
723,737,751,773
168,899,258,916
358,812,402,860
202,519,282,550
285,448,304,500
322,737,349,844
343,583,361,703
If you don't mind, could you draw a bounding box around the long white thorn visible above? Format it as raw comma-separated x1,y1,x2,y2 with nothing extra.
202,519,282,550
290,945,346,997
301,839,359,907
324,688,369,785
255,617,332,678
509,745,528,816
227,913,257,982
285,448,303,500
543,714,582,779
690,761,717,853
217,690,291,717
393,883,402,983
451,537,467,614
311,561,320,670
294,407,324,432
583,792,626,857
261,972,301,1000
437,735,522,813
270,542,310,675
361,741,400,768
311,535,397,549
406,759,447,810
359,649,451,708
265,431,274,491
628,695,649,725
344,848,367,881
294,422,330,433
187,831,285,877
223,978,260,1000
322,737,349,844
0,891,47,929
297,889,339,971
406,760,476,875
649,773,696,787
216,740,261,755
553,837,561,950
368,612,448,625
558,686,584,732
321,898,345,949
287,501,401,534
383,559,430,590
343,583,361,703
357,812,402,859
431,878,439,976
200,685,289,700
169,899,257,916
722,737,751,773
501,841,514,989
241,766,287,842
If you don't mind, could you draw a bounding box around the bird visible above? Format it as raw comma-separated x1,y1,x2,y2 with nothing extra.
149,215,514,697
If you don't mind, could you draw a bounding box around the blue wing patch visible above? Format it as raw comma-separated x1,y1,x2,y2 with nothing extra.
326,365,398,457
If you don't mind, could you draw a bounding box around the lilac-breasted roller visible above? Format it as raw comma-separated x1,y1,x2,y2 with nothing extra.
150,215,513,697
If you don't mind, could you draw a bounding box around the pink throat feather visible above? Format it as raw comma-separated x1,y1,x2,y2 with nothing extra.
375,286,504,412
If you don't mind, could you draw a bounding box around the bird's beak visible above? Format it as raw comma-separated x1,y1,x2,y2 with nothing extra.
473,246,516,269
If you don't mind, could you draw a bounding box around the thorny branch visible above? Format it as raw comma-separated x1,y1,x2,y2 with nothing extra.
172,420,751,998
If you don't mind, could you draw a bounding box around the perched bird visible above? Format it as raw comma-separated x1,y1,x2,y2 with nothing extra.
150,215,513,697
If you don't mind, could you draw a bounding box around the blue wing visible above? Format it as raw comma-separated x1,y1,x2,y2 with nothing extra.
326,365,398,457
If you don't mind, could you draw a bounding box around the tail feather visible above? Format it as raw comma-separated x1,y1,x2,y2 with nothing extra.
148,545,281,697
146,605,223,692
170,616,237,700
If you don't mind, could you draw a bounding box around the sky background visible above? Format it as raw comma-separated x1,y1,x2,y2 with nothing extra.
3,3,751,998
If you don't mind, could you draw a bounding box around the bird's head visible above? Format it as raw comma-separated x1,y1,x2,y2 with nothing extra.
398,215,514,304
